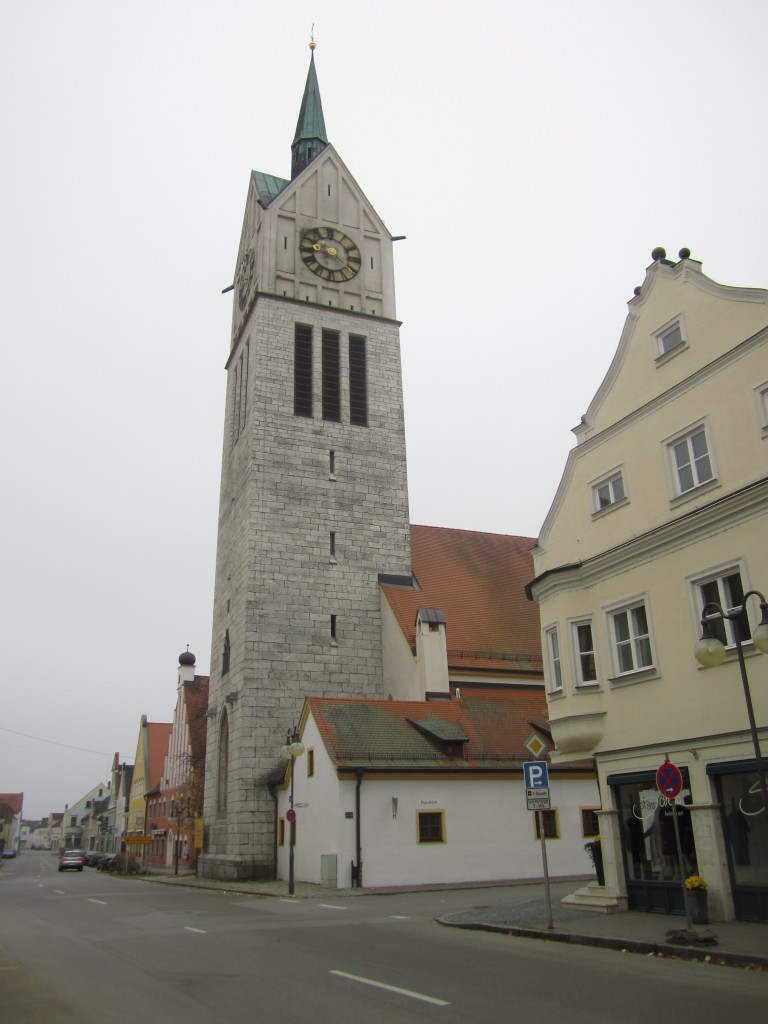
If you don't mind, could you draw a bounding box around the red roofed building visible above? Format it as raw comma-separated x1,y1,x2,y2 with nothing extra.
275,691,599,889
145,651,209,873
126,716,172,855
381,525,543,698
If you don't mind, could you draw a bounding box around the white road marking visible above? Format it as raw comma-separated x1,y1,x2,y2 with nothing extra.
55,890,66,895
318,904,347,910
330,970,449,1007
279,898,299,903
184,927,207,934
390,915,410,919
38,884,44,888
87,899,108,905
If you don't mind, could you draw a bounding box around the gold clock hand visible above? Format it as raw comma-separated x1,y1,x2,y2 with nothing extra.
327,247,347,266
313,241,344,262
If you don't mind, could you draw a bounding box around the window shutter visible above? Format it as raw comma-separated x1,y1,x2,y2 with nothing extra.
349,335,368,426
294,325,313,417
322,330,341,421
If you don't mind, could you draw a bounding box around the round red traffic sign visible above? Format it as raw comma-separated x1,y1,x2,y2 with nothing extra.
656,761,683,798
286,808,297,822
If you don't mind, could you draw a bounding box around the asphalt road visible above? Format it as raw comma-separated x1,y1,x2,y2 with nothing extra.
1,851,765,1023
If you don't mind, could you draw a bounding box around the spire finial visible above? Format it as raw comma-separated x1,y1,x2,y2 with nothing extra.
309,24,316,51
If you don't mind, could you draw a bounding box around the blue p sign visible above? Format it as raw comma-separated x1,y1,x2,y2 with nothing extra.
524,761,549,788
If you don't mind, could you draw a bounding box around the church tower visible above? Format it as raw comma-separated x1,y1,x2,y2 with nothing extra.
203,44,412,879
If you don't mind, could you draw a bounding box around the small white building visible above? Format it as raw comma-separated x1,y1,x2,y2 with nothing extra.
61,783,109,850
275,690,599,889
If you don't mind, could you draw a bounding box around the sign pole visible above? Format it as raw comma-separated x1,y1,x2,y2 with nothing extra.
525,761,554,931
538,810,554,930
656,756,693,930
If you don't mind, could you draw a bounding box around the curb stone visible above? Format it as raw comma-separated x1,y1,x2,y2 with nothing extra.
436,917,768,972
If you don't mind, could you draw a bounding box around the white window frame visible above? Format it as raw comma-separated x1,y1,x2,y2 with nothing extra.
653,314,688,364
571,618,599,687
544,626,563,694
663,419,718,502
606,597,655,678
754,380,768,438
689,562,752,651
590,466,627,516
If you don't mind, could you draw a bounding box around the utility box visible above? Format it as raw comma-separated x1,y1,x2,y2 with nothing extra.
320,854,337,888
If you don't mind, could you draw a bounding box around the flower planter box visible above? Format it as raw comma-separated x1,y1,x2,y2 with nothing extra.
586,841,605,886
685,889,708,924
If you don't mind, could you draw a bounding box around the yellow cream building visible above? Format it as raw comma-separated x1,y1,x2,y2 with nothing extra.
528,249,768,923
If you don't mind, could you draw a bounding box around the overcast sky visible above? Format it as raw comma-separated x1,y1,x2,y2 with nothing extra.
2,2,767,820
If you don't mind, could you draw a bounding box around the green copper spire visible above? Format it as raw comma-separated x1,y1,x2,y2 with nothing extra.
291,41,328,179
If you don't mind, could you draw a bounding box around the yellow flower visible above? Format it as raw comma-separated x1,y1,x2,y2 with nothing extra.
684,875,707,891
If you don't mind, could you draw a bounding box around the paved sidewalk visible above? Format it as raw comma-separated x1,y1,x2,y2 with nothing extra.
140,871,768,971
436,895,768,971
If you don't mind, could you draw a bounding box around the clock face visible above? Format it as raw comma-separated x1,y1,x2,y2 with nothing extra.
300,227,361,282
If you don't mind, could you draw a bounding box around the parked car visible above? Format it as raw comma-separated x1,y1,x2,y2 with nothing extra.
2,848,17,859
84,851,105,867
97,854,117,872
58,849,86,871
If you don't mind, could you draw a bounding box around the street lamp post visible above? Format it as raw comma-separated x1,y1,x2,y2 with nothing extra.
694,588,768,815
280,727,305,896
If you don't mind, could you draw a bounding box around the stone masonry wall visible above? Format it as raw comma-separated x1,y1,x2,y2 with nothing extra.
203,296,412,875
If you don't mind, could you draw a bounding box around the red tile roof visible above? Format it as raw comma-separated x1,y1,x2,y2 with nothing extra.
305,689,568,771
146,723,173,791
382,525,542,674
0,793,23,815
184,676,210,761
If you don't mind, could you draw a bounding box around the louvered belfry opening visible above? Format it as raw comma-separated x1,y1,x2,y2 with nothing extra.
321,329,341,421
293,324,313,417
349,334,368,426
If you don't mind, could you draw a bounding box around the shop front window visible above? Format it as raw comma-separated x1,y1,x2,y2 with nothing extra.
616,780,698,883
716,770,768,889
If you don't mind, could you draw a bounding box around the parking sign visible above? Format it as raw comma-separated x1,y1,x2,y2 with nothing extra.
524,761,549,789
